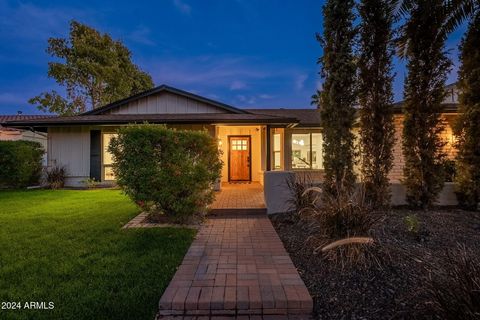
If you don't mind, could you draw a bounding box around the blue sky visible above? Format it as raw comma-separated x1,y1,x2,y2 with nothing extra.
0,0,467,114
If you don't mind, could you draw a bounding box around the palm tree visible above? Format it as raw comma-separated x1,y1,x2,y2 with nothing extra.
396,0,479,56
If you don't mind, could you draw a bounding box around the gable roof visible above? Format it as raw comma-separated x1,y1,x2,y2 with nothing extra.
83,85,249,115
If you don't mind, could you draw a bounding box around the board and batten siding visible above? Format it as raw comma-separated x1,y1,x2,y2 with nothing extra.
48,126,90,186
106,92,230,115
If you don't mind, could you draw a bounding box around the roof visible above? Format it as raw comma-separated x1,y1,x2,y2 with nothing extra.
0,115,54,125
247,109,321,127
393,102,458,113
4,113,298,128
82,85,248,115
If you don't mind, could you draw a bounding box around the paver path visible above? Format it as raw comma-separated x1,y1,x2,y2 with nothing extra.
158,215,313,319
211,183,265,210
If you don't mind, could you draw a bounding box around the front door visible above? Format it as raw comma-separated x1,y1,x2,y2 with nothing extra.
229,136,251,181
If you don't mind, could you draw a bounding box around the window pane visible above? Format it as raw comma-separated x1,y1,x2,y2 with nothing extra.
103,133,117,165
273,133,282,170
311,133,323,169
104,166,115,181
273,134,281,152
291,133,311,169
103,133,117,180
274,152,281,169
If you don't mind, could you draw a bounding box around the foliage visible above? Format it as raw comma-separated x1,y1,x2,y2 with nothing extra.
285,172,319,217
318,183,378,239
314,0,357,199
0,189,194,320
428,244,480,319
454,12,480,210
404,213,420,233
81,177,99,189
45,165,67,189
443,159,457,183
400,0,451,208
108,124,222,223
0,140,44,188
358,0,396,209
29,20,153,115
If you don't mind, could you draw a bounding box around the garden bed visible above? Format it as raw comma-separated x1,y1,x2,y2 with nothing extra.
271,208,480,319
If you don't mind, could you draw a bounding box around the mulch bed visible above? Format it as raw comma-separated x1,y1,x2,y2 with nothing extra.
270,208,480,319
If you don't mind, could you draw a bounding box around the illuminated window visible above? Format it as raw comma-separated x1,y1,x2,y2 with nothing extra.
291,132,323,169
103,133,117,180
273,133,281,169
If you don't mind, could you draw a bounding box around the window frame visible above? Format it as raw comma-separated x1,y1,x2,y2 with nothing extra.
290,130,323,171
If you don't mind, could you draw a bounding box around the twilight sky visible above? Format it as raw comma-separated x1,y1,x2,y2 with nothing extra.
0,0,467,114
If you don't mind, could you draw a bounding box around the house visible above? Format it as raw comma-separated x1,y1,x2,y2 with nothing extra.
3,84,460,205
1,115,51,165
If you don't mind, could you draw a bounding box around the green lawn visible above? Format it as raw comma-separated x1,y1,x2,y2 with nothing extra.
0,189,195,320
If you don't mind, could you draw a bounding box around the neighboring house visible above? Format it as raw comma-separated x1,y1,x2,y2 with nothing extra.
3,84,460,197
1,115,51,165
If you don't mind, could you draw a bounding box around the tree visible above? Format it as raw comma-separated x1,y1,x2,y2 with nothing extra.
29,21,154,115
400,0,452,208
358,0,396,209
314,0,357,198
454,11,480,210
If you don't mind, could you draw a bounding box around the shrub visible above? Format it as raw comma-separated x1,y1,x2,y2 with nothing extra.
428,245,480,319
285,172,320,218
109,124,222,223
404,213,420,234
81,177,98,189
0,140,44,188
46,165,67,189
319,184,378,239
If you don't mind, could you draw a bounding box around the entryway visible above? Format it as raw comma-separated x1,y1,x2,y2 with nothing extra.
228,136,251,182
211,183,265,212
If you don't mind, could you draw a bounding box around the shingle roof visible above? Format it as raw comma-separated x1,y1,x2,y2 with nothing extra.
247,109,321,127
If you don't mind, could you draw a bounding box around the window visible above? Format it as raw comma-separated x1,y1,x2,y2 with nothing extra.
273,133,281,169
103,133,117,180
291,132,323,169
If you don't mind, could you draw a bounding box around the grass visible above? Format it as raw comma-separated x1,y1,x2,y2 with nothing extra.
0,189,196,320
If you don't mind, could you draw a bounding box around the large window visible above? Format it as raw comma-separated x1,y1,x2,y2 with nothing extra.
103,133,117,181
291,132,323,169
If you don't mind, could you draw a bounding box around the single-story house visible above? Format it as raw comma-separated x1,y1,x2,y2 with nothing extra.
1,115,51,165
3,84,460,205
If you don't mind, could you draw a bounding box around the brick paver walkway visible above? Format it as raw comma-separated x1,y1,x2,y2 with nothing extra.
158,215,312,318
211,183,265,209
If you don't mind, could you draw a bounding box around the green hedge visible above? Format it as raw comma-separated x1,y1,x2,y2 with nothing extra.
0,140,44,188
109,124,222,222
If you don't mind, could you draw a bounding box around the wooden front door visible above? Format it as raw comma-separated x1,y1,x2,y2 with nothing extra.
229,136,251,181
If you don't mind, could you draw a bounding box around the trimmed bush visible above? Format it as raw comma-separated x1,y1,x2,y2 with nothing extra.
0,140,44,188
109,124,222,223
